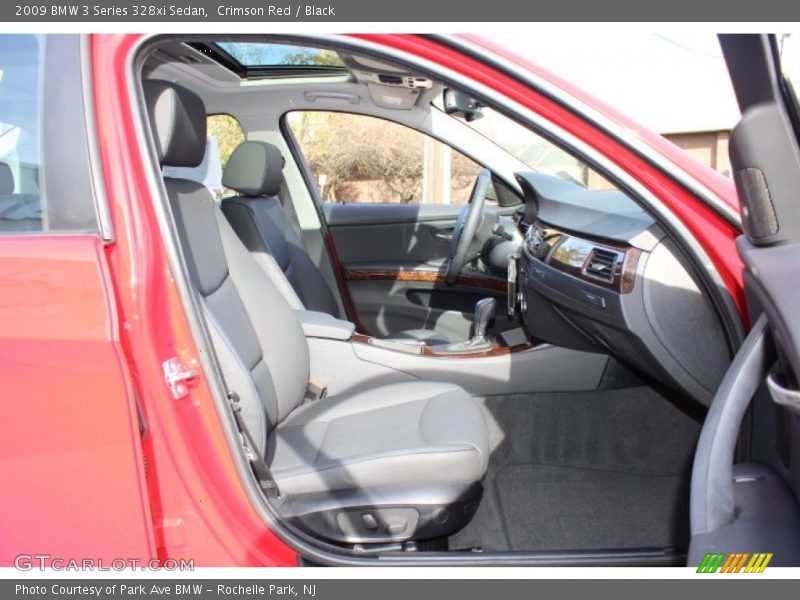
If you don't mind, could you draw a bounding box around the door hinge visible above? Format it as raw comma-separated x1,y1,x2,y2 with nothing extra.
162,357,198,400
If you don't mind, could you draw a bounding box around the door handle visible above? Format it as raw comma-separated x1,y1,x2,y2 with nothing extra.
432,227,454,242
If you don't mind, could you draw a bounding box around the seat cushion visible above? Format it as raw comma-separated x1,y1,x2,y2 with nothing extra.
268,381,488,496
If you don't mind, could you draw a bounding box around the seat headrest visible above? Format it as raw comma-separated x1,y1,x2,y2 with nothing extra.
222,141,284,197
0,162,14,194
143,80,206,168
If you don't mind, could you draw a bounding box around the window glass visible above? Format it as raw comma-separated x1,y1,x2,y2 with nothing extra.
0,34,113,235
286,111,491,205
216,43,345,69
207,113,246,167
0,35,43,232
208,113,245,198
436,98,617,191
485,33,739,180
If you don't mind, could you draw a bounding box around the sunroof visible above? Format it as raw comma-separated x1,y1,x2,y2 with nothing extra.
216,43,345,68
191,42,348,78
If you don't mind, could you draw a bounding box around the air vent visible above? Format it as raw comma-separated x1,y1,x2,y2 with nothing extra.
585,248,619,282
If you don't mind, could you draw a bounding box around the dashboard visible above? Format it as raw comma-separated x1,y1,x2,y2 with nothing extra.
512,172,731,405
524,223,641,296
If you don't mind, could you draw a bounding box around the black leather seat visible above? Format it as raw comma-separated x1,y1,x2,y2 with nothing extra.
220,140,452,346
144,80,487,544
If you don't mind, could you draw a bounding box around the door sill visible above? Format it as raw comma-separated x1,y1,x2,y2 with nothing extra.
299,546,686,567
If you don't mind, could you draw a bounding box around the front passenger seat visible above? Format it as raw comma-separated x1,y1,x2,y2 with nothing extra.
220,140,452,346
144,80,488,544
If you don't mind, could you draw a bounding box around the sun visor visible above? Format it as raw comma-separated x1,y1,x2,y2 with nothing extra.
366,82,421,110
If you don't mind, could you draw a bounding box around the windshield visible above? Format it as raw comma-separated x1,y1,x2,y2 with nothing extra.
436,97,615,190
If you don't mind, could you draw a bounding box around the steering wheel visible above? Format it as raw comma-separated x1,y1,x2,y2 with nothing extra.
446,168,492,285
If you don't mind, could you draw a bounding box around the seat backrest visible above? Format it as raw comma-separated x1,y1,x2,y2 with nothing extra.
143,80,310,455
220,141,341,318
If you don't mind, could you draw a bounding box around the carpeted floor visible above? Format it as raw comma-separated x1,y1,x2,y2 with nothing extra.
450,386,701,552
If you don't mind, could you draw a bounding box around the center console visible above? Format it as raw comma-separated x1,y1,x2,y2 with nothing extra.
298,305,609,398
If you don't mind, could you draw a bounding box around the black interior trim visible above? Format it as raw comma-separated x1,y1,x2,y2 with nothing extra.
301,547,687,567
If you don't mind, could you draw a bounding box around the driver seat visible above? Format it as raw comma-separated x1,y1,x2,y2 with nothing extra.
220,140,451,346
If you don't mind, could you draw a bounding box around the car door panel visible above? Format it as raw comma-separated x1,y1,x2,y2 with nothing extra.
0,236,155,565
688,34,800,565
323,202,466,227
324,202,509,340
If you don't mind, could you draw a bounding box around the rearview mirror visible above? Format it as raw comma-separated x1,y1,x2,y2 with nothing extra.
443,88,484,121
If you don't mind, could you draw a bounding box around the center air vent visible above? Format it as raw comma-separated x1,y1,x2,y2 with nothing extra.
585,248,619,282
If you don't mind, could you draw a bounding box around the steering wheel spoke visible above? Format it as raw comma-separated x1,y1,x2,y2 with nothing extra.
446,169,492,285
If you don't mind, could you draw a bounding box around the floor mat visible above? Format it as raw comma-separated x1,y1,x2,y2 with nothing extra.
493,464,690,551
449,386,700,552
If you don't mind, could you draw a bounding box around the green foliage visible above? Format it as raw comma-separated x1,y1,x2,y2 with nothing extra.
219,43,345,68
207,114,245,168
280,49,344,67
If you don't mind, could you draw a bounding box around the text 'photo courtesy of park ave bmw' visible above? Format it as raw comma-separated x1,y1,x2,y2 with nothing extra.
2,24,800,578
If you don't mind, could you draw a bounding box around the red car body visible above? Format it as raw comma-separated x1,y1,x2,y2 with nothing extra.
0,33,743,567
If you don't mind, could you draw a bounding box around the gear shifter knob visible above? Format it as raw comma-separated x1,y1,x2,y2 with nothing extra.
433,297,497,354
473,297,497,339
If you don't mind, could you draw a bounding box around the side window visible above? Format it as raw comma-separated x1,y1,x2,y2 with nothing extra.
207,114,246,168
0,35,43,233
286,111,491,205
0,35,100,234
208,114,245,198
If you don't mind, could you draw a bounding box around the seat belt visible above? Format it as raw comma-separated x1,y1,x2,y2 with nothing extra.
226,391,280,499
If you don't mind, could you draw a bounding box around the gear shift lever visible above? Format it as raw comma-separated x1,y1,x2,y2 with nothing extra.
473,297,496,341
435,297,497,354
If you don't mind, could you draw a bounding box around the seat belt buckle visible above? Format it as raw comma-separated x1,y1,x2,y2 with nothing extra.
305,378,328,403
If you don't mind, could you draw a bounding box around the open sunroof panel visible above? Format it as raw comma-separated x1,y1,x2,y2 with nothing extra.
189,42,349,79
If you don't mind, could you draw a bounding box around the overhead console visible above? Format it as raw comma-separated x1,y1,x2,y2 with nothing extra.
513,172,731,405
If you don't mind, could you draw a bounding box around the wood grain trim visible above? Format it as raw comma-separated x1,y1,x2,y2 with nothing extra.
621,248,642,294
422,342,535,358
531,223,641,294
352,333,374,345
343,267,507,292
